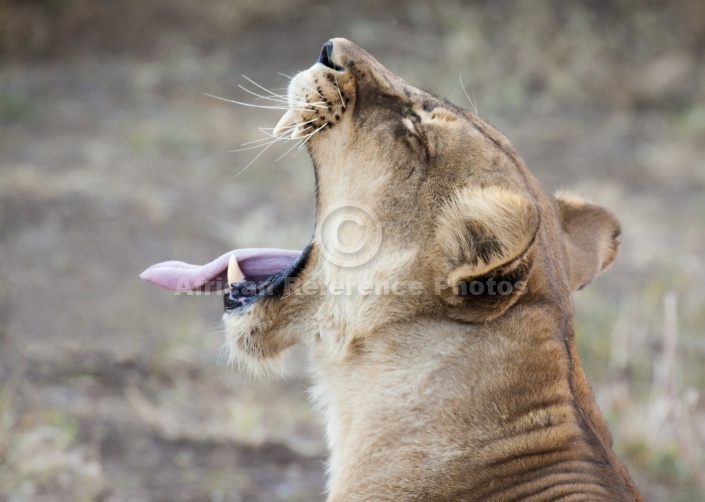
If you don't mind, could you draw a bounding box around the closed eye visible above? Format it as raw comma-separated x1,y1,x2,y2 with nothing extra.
402,110,425,138
401,117,420,137
400,113,430,163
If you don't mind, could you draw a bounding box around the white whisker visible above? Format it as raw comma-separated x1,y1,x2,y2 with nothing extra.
205,93,298,110
295,124,322,142
297,101,328,109
244,92,325,110
234,91,327,110
205,93,321,111
230,138,281,153
258,119,316,138
239,85,309,106
211,73,333,176
238,85,289,104
287,127,320,157
238,134,286,147
233,138,279,176
298,123,328,150
275,128,313,161
242,75,286,98
253,96,284,102
459,75,478,114
238,138,276,148
294,127,320,157
278,72,324,99
260,118,316,132
236,117,316,152
333,74,345,109
240,75,327,108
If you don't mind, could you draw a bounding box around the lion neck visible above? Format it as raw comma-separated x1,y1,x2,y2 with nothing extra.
307,277,638,500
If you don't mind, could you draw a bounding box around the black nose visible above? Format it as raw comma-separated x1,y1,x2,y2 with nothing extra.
317,40,334,67
317,40,342,71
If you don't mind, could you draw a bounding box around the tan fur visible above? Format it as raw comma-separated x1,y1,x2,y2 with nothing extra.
223,39,643,501
436,186,538,284
554,190,621,291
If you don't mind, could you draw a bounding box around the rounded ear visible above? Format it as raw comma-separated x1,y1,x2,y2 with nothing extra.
554,191,621,291
434,186,539,322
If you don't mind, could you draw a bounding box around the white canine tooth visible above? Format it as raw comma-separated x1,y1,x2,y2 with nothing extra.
291,124,307,139
228,254,245,285
273,109,298,137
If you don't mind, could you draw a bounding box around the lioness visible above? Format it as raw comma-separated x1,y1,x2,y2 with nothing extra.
142,39,643,501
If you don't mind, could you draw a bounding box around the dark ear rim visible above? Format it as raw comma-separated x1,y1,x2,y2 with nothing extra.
432,185,541,322
441,215,539,323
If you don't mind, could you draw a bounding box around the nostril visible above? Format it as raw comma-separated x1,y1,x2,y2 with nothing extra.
318,41,333,67
317,40,343,71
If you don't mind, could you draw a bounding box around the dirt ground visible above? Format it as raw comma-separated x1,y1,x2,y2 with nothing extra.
1,1,704,500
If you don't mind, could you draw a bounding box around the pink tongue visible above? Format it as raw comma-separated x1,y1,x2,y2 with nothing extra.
140,248,301,292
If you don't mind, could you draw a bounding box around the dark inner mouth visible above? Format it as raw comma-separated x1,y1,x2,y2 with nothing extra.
223,242,313,311
317,40,344,71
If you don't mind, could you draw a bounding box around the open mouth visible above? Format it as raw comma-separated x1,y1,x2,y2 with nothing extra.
140,245,312,312
141,40,345,311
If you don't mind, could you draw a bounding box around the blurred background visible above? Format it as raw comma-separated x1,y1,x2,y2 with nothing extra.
1,0,704,500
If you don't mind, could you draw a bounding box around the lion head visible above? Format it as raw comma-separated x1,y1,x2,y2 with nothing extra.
142,39,642,500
